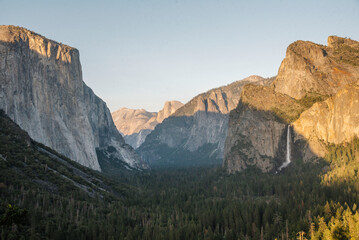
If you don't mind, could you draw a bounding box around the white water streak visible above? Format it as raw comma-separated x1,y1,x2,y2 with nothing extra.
279,125,291,171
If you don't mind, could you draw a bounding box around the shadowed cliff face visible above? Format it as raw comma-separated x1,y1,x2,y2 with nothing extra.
225,36,359,173
138,76,274,168
138,112,229,167
224,83,359,173
0,25,147,171
224,84,308,173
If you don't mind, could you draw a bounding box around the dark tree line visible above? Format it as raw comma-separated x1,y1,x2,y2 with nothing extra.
1,110,359,239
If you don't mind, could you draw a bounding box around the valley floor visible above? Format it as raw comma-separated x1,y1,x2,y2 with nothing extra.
1,159,359,239
1,110,359,239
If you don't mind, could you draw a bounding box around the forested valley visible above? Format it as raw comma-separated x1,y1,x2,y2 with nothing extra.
1,106,359,240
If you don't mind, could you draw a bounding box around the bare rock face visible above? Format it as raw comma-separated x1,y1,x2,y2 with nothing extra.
224,85,303,173
293,83,359,161
112,108,157,136
0,25,147,171
156,100,184,123
224,36,359,173
111,100,183,148
138,76,274,168
272,36,359,99
122,129,153,150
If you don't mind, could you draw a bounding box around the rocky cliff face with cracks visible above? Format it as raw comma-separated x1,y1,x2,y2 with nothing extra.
224,36,359,173
138,75,274,168
112,100,183,149
293,83,359,161
0,25,147,171
273,36,359,99
224,84,304,173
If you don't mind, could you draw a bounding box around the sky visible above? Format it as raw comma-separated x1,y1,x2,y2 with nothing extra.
1,0,359,112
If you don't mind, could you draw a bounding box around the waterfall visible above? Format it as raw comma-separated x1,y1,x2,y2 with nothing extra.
279,125,291,171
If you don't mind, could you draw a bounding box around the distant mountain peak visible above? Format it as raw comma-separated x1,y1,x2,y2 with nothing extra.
241,75,265,82
111,100,184,149
138,76,275,168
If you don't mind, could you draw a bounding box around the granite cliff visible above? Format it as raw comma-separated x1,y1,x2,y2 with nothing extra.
224,36,359,173
224,84,305,173
0,25,147,171
112,100,183,148
138,76,274,168
273,36,359,99
293,83,359,161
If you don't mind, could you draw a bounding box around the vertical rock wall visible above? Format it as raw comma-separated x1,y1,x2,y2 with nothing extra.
0,25,147,170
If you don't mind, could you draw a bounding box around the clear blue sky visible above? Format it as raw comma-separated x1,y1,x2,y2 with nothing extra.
1,0,359,112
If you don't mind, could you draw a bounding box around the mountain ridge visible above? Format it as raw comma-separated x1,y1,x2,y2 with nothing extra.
112,100,183,149
138,75,274,168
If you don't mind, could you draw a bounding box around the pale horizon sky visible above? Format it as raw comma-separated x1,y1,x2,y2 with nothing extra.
1,0,359,112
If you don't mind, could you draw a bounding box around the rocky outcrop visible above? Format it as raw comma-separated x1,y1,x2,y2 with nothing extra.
138,76,274,168
156,101,184,123
272,36,359,99
224,85,304,173
112,108,157,136
0,25,147,171
293,83,359,161
112,100,183,148
225,36,359,173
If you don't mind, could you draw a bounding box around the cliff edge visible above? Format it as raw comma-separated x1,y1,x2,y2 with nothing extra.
0,25,147,171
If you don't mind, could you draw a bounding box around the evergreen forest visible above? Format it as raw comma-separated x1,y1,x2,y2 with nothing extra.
1,111,359,240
